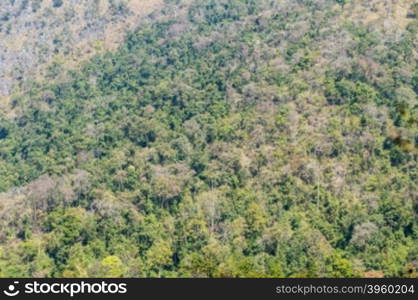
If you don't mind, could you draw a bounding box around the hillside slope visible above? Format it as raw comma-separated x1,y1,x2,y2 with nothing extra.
0,0,163,99
0,0,417,277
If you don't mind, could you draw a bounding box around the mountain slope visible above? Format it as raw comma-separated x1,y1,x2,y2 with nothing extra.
0,0,417,277
0,0,163,99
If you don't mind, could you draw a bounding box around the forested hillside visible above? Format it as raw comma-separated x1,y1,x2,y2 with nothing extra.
0,0,162,97
0,0,417,277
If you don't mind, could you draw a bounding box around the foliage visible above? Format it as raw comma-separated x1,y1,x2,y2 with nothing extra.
0,0,417,278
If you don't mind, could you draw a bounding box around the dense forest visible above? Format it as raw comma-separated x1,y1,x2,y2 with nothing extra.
0,0,417,277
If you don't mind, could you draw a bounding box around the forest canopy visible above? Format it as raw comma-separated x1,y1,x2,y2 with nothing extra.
0,0,417,278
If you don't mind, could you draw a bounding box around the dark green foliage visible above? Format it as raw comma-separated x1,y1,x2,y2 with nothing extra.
52,0,63,8
0,0,416,278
